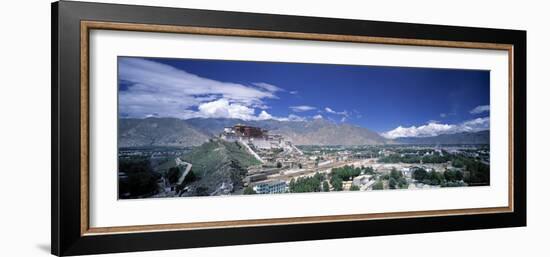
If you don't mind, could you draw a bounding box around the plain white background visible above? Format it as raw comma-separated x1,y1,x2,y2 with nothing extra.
0,0,547,256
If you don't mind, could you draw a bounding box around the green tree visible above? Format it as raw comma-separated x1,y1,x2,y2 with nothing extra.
289,173,323,193
422,154,450,164
413,168,428,181
330,175,343,191
452,158,465,168
398,177,408,189
243,186,257,195
372,181,384,190
276,161,282,168
464,160,490,186
183,170,197,183
322,181,330,192
426,171,444,185
350,185,360,191
331,165,362,181
118,157,160,198
166,167,181,184
389,177,397,189
390,168,403,180
364,166,375,175
444,169,464,182
454,170,464,181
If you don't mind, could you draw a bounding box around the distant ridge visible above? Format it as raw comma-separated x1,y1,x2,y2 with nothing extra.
183,117,388,145
120,117,387,147
118,118,209,147
393,130,489,145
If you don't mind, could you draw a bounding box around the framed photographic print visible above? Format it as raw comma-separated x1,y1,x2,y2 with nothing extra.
51,1,526,256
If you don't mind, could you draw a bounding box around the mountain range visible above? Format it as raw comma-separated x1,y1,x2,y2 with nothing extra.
118,118,209,147
118,117,489,147
393,130,489,145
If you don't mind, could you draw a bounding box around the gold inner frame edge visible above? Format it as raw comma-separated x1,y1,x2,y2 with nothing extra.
80,20,514,236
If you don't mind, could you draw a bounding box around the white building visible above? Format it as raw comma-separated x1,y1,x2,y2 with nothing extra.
253,180,287,194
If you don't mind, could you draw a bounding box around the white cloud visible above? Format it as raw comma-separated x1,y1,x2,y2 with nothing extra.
287,114,307,122
195,99,301,122
324,107,349,116
119,58,281,119
187,98,315,123
325,107,336,113
258,110,273,120
470,105,490,114
197,99,255,120
289,105,316,112
313,114,323,119
352,110,363,119
461,117,490,131
382,117,490,139
382,123,456,139
269,114,308,122
440,111,457,118
289,91,299,95
252,82,284,93
340,116,347,122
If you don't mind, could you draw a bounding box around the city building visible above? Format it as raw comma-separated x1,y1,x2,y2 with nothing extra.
253,180,288,194
352,174,373,186
221,124,267,140
220,124,302,154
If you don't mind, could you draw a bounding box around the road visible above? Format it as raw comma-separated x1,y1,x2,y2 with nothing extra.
175,158,192,185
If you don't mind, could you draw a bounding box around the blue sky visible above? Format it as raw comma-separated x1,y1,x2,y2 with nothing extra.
118,56,490,138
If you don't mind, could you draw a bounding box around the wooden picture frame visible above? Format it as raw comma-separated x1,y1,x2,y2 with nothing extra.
52,1,526,256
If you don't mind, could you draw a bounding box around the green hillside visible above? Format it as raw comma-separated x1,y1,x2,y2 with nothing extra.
180,139,261,196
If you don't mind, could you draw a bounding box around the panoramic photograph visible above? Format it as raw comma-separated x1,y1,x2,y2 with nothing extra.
117,56,490,199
